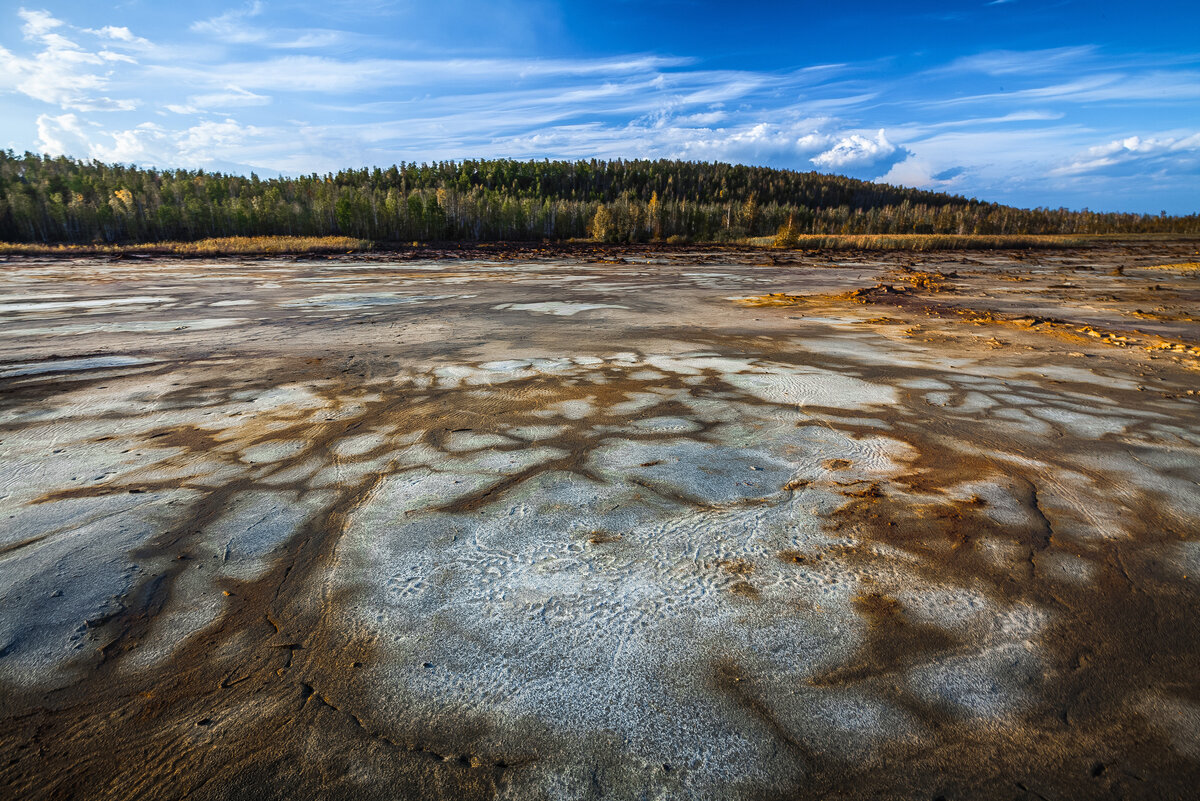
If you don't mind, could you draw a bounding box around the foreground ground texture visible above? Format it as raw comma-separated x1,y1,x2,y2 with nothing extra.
1,243,1198,800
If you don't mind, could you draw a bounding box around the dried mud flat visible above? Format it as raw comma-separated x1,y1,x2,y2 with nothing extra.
1,243,1198,800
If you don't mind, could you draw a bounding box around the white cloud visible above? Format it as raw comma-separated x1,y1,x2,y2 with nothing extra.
190,2,265,42
83,25,152,49
94,122,169,163
18,8,63,38
90,25,138,42
189,86,272,109
879,126,1091,187
35,112,91,155
5,9,1200,212
36,111,277,171
947,46,1094,76
675,110,727,126
796,132,836,151
177,118,267,161
811,129,899,169
1052,132,1200,176
98,50,137,64
190,2,354,49
878,158,939,188
0,43,102,106
936,71,1200,106
1,10,140,111
151,54,693,94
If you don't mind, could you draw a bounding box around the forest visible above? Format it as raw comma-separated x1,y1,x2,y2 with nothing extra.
2,150,1197,245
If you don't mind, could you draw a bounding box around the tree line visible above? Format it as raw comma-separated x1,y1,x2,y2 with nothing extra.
1,150,1196,244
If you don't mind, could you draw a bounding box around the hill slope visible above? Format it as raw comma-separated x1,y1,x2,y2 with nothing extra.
2,151,1196,244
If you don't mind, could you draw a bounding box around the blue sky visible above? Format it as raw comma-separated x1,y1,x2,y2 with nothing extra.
1,1,1198,212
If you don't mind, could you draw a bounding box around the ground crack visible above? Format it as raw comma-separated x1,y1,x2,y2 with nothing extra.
297,682,516,771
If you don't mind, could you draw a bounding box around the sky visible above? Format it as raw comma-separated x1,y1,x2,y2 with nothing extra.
1,1,1198,213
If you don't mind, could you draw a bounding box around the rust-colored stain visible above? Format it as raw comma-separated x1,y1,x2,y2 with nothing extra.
1,242,1198,800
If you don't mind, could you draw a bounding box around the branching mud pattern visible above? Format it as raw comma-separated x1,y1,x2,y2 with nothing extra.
1,244,1199,800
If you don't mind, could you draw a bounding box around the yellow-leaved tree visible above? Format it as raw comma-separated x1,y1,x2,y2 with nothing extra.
590,204,614,242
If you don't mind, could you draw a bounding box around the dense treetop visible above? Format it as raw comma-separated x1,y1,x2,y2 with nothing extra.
2,150,1196,244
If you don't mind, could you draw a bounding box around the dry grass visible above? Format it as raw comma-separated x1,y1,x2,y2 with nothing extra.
734,292,810,307
1140,262,1200,272
0,236,372,256
758,231,1200,251
757,233,1102,251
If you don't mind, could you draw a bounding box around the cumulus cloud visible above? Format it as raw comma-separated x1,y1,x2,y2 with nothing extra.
877,158,973,193
36,111,274,171
35,112,91,156
796,132,835,151
177,119,269,162
280,112,856,176
811,129,894,168
1053,133,1200,176
530,117,844,168
664,120,839,165
811,129,909,176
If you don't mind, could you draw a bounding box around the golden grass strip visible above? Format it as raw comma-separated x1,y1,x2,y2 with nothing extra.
761,233,1103,251
1139,262,1200,272
0,236,372,256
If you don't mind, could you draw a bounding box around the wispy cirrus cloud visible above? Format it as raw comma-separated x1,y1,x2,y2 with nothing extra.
166,86,272,115
190,1,356,49
189,1,265,41
944,46,1097,75
2,5,1198,212
149,54,695,95
0,9,140,111
934,70,1200,106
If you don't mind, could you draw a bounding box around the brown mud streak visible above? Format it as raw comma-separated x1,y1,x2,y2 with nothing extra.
0,354,807,799
607,319,1198,796
430,368,730,515
738,262,1200,368
640,307,1200,797
3,249,1199,799
770,392,1200,798
808,592,959,693
0,360,536,801
714,658,818,771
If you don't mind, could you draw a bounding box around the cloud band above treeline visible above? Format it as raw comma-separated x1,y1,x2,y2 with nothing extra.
1,5,1197,213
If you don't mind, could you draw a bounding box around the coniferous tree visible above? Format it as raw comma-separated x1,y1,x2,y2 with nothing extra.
1,150,1195,244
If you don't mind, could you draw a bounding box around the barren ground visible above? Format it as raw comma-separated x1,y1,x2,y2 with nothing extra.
1,243,1198,800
